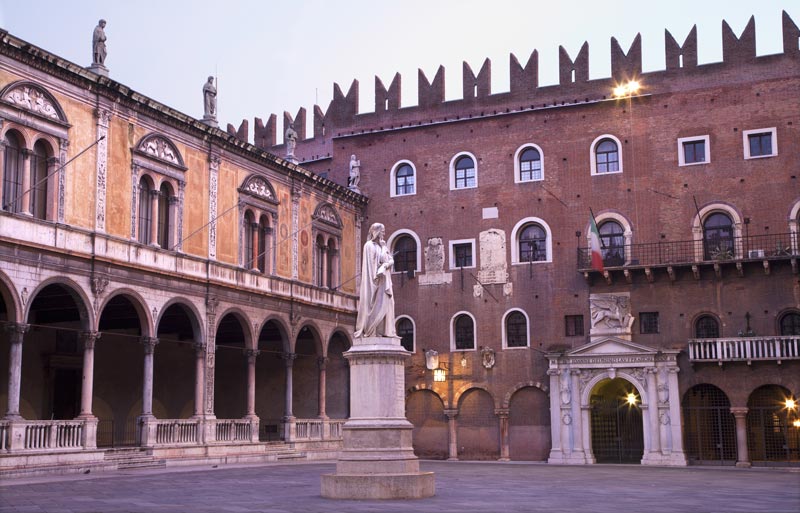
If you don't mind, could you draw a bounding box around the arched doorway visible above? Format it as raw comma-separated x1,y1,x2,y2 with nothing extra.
406,389,447,459
154,302,200,419
326,332,350,419
682,384,736,465
747,385,799,465
96,294,146,447
213,312,248,419
456,388,499,460
24,283,91,420
508,386,551,461
255,319,287,441
292,326,320,418
589,378,644,464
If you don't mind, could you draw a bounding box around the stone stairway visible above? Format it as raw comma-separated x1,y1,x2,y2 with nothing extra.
104,447,166,470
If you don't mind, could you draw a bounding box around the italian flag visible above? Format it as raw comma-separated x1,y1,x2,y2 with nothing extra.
589,215,604,272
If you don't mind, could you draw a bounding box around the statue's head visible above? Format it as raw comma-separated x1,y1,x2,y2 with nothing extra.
207,76,214,83
367,223,385,242
99,19,106,27
350,154,356,161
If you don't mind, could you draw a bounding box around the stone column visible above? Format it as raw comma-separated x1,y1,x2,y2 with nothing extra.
140,337,159,417
645,368,662,458
730,407,751,468
20,148,31,214
207,156,220,259
317,356,328,419
193,342,206,417
149,189,160,246
94,108,110,231
291,187,300,280
497,408,510,461
569,370,584,459
78,331,101,418
320,246,328,287
0,140,5,203
45,156,59,220
4,323,29,419
666,367,686,462
546,368,563,462
445,408,458,460
283,352,296,419
245,349,259,417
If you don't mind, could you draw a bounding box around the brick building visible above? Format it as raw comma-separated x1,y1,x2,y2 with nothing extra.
240,13,799,466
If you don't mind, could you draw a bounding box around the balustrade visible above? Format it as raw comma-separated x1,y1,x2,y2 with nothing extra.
688,336,800,364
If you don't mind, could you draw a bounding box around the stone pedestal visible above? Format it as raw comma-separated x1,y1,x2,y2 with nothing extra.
202,115,218,128
87,64,108,77
321,335,434,499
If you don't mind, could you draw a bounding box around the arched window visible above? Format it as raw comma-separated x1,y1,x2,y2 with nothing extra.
595,139,620,173
396,317,414,352
519,224,547,263
2,131,24,213
156,182,173,248
519,147,542,181
779,312,800,336
703,213,734,260
695,315,720,339
326,238,338,288
505,311,528,348
257,214,270,273
599,221,625,266
394,163,415,196
243,210,255,269
393,235,417,273
454,155,476,189
30,140,51,220
137,176,154,245
454,313,475,350
315,234,326,286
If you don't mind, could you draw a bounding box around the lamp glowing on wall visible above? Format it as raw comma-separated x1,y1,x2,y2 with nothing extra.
626,392,638,406
613,80,641,98
785,398,797,410
433,367,447,382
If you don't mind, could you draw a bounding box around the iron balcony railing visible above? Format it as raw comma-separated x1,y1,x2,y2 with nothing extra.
577,232,796,271
688,336,800,364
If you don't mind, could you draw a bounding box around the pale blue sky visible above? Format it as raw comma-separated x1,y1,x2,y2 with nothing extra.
1,1,797,142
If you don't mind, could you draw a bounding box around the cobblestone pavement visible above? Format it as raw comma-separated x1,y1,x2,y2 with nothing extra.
1,461,798,513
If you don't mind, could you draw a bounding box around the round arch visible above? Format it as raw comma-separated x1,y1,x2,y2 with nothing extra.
585,210,634,264
293,321,324,355
502,381,549,409
510,216,553,264
256,315,292,353
24,276,94,330
450,310,477,352
326,328,352,356
0,268,22,323
448,151,479,190
390,159,417,197
97,287,154,337
386,228,423,273
590,134,624,175
691,202,744,260
155,297,204,344
453,384,498,411
580,371,648,408
501,308,530,349
788,197,800,254
214,306,255,349
513,143,545,183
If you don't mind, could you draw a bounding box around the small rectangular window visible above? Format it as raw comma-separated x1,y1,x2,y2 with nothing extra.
743,127,777,159
565,315,584,337
449,239,475,269
640,312,659,334
677,135,710,166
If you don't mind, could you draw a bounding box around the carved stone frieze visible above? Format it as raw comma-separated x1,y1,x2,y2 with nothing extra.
313,203,341,228
477,228,508,284
139,135,182,166
4,83,64,120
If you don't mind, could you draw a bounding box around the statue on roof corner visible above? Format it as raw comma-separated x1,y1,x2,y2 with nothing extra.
285,122,298,160
348,154,361,191
203,76,217,118
92,19,107,66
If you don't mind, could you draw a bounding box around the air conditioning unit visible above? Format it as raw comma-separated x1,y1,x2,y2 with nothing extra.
748,249,765,258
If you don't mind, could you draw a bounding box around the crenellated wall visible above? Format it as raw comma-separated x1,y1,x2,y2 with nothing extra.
227,12,799,173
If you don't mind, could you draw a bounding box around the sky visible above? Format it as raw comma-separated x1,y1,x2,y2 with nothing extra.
1,1,797,144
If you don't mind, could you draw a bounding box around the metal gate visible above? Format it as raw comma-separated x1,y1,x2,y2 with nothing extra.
682,384,736,465
96,419,139,448
747,386,800,465
590,395,644,463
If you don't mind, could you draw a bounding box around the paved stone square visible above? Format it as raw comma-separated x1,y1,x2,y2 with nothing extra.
1,461,798,513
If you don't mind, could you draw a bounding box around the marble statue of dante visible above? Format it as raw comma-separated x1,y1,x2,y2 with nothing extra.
92,19,107,65
203,76,217,117
354,222,396,338
285,122,298,158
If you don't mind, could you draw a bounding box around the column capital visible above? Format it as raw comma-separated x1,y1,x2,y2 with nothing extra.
193,341,206,356
245,349,260,360
494,408,510,418
546,368,561,376
282,352,297,367
730,407,749,417
4,322,30,341
317,356,329,369
80,330,101,350
443,409,459,419
140,336,159,354
150,189,161,198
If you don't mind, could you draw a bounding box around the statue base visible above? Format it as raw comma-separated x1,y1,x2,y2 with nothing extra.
87,64,108,77
202,115,218,128
321,336,435,499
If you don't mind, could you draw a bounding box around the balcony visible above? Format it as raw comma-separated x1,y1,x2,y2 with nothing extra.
688,336,800,365
577,232,797,283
